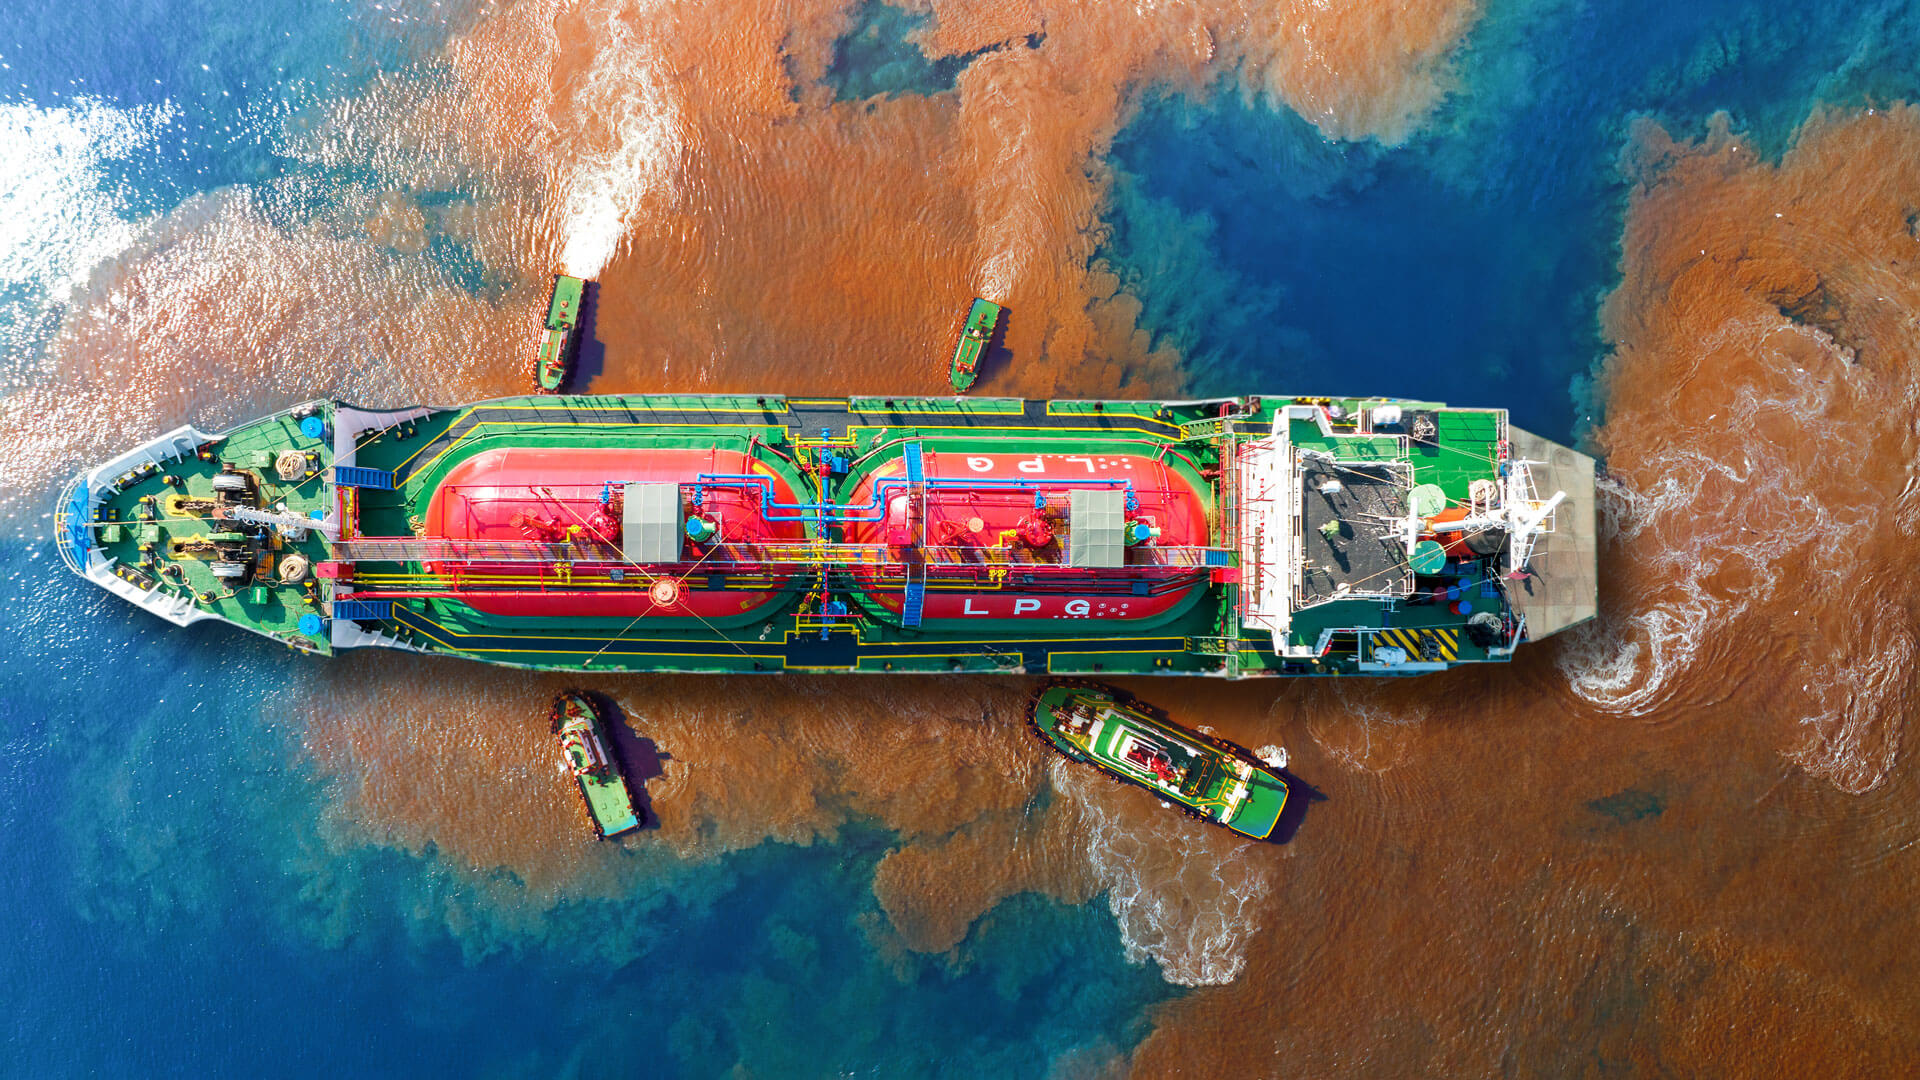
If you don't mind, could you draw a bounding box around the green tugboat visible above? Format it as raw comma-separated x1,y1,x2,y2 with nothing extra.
1028,683,1289,839
531,274,587,393
550,691,641,838
948,297,1001,392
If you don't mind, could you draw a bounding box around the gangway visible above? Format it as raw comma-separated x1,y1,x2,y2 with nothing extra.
901,441,927,627
902,565,926,628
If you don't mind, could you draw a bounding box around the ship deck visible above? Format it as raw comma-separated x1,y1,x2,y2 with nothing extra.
346,395,1241,673
64,407,339,654
63,392,1594,677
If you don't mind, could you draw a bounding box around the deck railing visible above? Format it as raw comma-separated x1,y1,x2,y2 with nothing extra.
53,474,92,575
334,536,1232,573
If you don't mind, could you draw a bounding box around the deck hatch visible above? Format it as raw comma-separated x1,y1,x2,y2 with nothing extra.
622,482,683,564
333,599,393,622
331,465,395,490
1068,489,1125,568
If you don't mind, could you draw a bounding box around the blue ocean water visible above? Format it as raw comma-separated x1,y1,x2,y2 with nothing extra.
0,574,1168,1075
1104,0,1920,444
2,0,1917,1074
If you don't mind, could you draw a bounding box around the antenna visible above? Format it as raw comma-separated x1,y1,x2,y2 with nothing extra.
1419,460,1565,572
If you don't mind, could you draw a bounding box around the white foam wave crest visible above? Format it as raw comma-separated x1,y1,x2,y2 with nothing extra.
1787,596,1915,795
553,0,687,278
0,97,175,296
977,250,1016,306
1051,759,1274,986
1304,692,1423,774
1555,475,1719,718
1560,315,1877,719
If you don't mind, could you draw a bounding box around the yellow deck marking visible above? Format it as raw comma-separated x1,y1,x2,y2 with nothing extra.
394,606,1173,658
1043,402,1182,433
1374,626,1459,662
400,421,772,490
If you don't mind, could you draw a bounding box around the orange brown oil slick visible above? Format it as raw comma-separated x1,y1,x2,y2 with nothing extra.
303,663,1073,896
1587,105,1920,792
0,186,544,506
4,0,1483,498
1118,107,1920,1074
436,0,1485,399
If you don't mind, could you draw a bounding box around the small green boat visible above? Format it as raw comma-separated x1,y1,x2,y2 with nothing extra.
948,297,1001,392
532,274,587,393
1028,684,1288,840
550,690,641,838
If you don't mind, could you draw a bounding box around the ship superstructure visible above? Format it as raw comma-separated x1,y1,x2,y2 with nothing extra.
55,395,1596,676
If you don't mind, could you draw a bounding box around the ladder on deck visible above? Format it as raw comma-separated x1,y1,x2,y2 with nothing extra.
1214,436,1243,674
902,441,927,627
904,441,925,486
903,565,926,628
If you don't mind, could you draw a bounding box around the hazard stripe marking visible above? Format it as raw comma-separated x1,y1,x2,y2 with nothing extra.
1374,627,1459,662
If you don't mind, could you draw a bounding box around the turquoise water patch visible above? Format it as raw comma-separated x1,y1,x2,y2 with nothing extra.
651,838,1174,1077
825,2,974,101
1588,787,1667,826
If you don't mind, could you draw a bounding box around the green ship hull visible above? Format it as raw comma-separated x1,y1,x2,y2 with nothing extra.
948,298,1001,392
55,393,1596,677
532,275,585,392
1028,684,1288,839
552,691,641,838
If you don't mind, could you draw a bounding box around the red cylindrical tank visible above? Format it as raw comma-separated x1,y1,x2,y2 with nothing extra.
423,446,804,619
842,443,1212,624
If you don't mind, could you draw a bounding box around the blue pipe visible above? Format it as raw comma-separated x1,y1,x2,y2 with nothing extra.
686,472,1137,523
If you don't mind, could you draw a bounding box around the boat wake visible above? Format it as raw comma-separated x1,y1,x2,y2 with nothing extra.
1051,759,1276,986
551,0,686,279
1564,109,1920,793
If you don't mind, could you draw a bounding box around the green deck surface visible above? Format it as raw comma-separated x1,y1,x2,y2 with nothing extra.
1410,409,1505,503
949,298,1001,392
534,275,587,391
1227,769,1289,838
546,275,585,330
79,408,337,654
65,392,1585,679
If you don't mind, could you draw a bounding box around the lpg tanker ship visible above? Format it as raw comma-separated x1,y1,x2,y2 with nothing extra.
54,394,1596,676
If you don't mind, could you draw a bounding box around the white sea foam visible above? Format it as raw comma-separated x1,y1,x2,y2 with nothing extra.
977,250,1015,305
1561,316,1875,718
1565,312,1915,792
1787,596,1914,795
553,0,687,278
1052,760,1274,986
